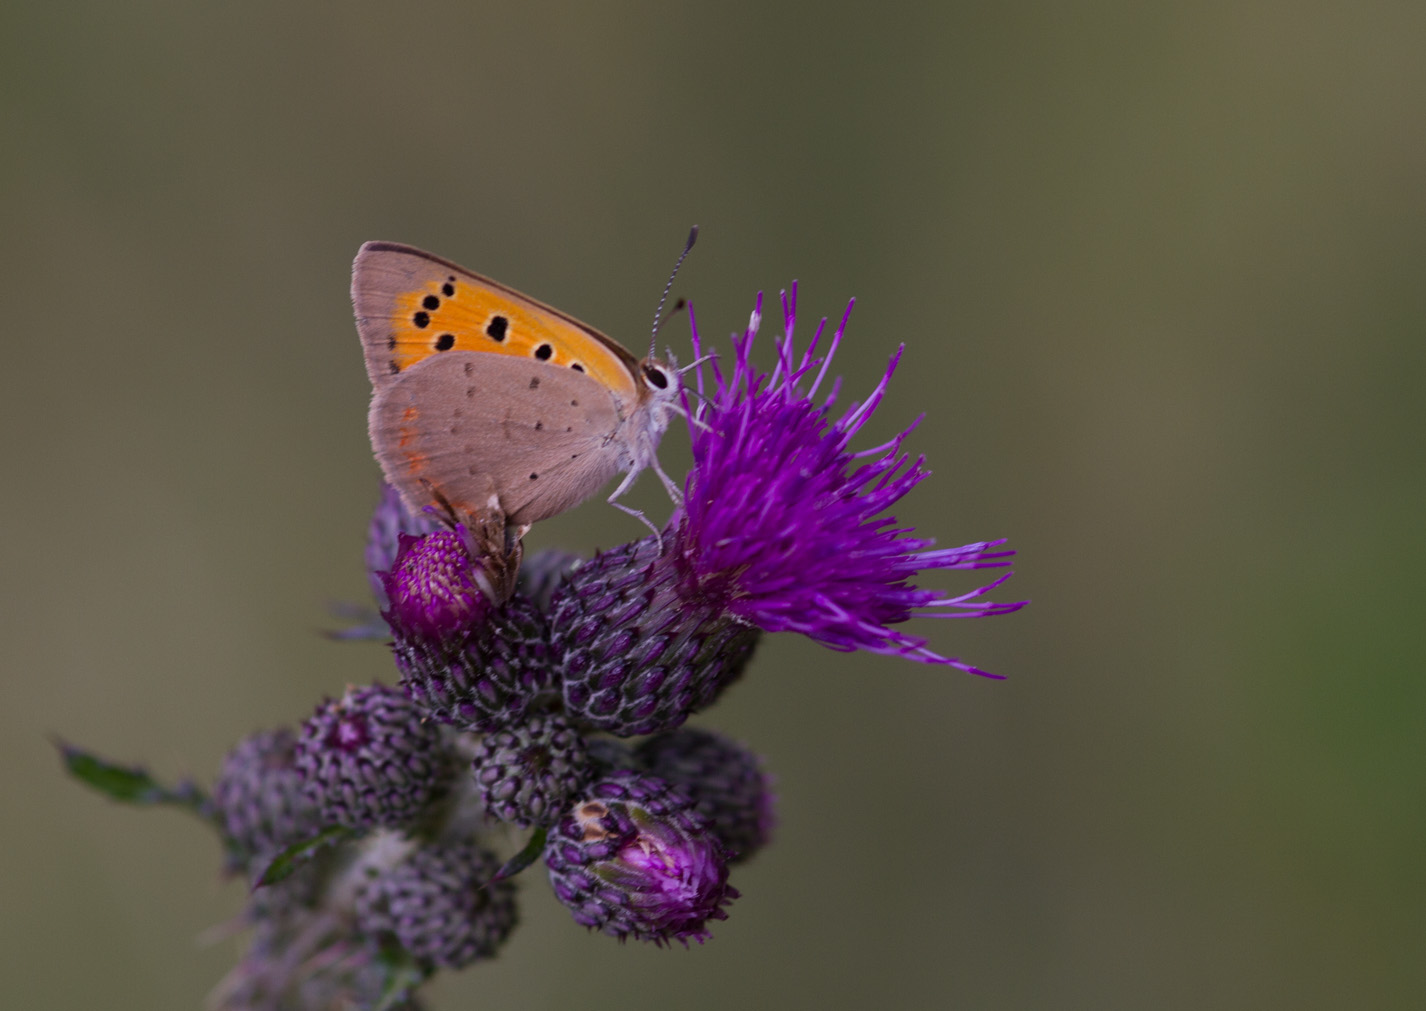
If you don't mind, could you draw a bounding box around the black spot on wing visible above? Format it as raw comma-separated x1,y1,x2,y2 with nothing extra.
435,333,455,351
486,316,508,341
413,311,429,328
422,294,440,310
442,282,455,297
535,343,553,361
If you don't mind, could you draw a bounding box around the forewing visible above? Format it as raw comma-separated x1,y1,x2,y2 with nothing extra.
353,242,640,404
368,351,628,526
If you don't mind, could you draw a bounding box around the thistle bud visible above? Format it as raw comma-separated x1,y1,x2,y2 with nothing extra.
381,530,494,644
638,728,775,863
394,592,553,733
550,537,759,738
365,483,443,608
354,839,517,969
295,683,450,830
472,713,590,828
212,728,322,871
545,771,736,945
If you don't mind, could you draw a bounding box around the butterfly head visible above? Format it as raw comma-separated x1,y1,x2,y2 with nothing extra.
638,356,683,430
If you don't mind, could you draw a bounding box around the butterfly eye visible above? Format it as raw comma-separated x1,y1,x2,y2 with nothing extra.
642,364,671,390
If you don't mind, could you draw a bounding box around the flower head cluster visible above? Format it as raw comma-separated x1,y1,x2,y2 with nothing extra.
80,279,1025,1008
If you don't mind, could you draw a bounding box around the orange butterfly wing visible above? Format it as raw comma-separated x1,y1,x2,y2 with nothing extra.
352,241,641,407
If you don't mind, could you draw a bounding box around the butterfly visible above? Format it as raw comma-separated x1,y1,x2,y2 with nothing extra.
352,241,687,535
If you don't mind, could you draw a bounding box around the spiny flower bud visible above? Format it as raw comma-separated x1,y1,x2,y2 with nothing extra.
212,728,322,871
472,713,590,828
517,548,583,610
382,530,495,644
295,683,450,830
545,770,737,945
549,536,760,737
395,592,554,733
366,482,443,608
637,728,775,864
354,839,517,969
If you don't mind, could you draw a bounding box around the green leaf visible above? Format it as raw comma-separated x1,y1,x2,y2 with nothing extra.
56,739,212,819
370,943,430,1011
490,826,547,884
255,825,354,888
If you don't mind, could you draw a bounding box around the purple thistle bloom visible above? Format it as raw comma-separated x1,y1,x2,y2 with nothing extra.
366,483,444,608
545,771,736,945
676,285,1026,677
381,529,495,644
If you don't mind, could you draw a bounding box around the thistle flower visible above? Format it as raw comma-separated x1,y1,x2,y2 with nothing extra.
394,592,554,733
354,839,517,970
517,548,584,610
545,770,736,945
381,529,496,644
546,286,1023,735
366,482,444,608
472,712,591,827
549,536,759,737
295,683,451,830
674,285,1027,676
380,529,555,733
637,728,775,863
212,728,323,872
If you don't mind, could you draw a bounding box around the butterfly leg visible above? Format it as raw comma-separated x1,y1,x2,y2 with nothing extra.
606,466,671,550
609,495,664,550
649,452,685,506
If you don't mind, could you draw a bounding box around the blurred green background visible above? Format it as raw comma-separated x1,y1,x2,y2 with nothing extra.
3,2,1423,1008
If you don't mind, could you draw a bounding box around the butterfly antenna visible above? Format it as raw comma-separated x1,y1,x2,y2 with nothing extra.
653,297,687,338
650,225,699,358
